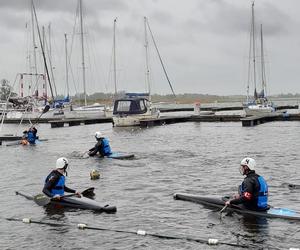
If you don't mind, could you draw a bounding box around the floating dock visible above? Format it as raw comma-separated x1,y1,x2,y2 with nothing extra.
49,117,112,128
240,112,300,127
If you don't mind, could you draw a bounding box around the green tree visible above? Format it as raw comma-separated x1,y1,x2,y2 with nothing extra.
0,79,17,100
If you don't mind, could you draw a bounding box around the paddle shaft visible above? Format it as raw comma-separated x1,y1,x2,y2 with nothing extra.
31,105,50,127
33,187,94,206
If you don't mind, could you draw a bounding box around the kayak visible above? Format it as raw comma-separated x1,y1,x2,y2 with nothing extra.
173,193,300,221
16,191,116,213
288,183,300,190
49,196,117,213
107,152,135,159
4,139,48,146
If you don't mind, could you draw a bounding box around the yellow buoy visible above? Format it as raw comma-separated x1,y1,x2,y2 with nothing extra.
90,169,100,180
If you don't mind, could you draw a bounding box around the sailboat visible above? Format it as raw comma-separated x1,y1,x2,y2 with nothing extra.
69,0,110,119
112,17,175,127
243,2,275,116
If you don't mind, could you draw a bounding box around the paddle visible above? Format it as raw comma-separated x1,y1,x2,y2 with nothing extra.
32,104,50,126
220,204,228,214
33,187,95,206
33,193,77,206
82,150,90,158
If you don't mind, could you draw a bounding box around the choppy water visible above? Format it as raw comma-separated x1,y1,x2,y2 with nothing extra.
1,120,300,249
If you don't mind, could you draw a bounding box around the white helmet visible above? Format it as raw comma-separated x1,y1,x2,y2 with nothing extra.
240,157,256,171
95,131,103,139
56,157,69,169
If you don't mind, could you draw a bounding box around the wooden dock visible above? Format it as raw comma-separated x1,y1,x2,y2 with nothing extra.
241,112,300,127
140,114,242,127
49,117,112,128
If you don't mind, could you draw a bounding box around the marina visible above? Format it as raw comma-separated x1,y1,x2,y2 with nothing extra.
1,0,300,249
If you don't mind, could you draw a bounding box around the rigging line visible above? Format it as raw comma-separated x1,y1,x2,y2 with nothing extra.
145,18,176,99
44,26,58,97
5,217,249,248
32,2,55,103
68,0,80,97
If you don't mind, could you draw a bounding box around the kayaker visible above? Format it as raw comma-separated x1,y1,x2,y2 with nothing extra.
88,131,112,157
225,157,269,211
21,127,38,145
43,157,81,200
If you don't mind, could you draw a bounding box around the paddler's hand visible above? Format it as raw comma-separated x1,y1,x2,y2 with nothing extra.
75,191,81,198
225,200,231,206
53,194,61,200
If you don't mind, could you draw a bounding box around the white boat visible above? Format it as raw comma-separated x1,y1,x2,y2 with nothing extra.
112,17,175,127
112,93,160,127
243,3,276,116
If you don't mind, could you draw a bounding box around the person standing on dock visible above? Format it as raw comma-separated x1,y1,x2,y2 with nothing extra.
88,131,112,157
43,157,81,199
225,157,269,211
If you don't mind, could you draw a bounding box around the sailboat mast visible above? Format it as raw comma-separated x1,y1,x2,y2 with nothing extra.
146,18,176,98
260,24,267,97
251,2,257,98
79,0,87,106
144,17,151,98
31,0,38,92
113,18,117,97
65,33,70,97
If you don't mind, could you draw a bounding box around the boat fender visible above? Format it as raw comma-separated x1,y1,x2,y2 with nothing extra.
208,239,219,245
78,223,87,229
22,218,31,224
137,230,146,236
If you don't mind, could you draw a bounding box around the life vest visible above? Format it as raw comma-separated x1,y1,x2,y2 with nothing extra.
45,173,65,196
239,175,268,209
257,176,268,209
101,138,112,156
27,131,36,144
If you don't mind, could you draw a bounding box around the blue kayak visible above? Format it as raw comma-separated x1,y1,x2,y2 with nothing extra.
173,193,300,221
106,152,135,159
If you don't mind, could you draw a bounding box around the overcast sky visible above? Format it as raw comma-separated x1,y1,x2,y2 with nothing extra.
0,0,299,96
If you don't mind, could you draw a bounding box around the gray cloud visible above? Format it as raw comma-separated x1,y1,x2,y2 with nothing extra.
0,0,300,96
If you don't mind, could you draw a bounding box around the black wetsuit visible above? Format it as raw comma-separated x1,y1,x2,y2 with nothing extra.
42,170,76,197
229,170,268,211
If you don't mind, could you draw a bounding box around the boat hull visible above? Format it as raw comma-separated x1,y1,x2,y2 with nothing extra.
49,196,117,213
113,113,159,127
173,193,300,221
107,152,135,159
244,105,275,116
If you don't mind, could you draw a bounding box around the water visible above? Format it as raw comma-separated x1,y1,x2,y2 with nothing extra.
1,120,300,249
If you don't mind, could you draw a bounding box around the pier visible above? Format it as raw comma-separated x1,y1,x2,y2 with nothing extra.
241,112,300,127
49,117,112,128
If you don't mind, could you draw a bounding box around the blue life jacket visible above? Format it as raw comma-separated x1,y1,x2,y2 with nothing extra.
101,138,112,156
27,131,37,144
239,175,268,209
45,174,65,196
257,176,268,209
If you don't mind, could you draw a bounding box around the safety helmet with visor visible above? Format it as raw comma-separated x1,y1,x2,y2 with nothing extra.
95,131,103,139
239,157,256,175
56,157,69,174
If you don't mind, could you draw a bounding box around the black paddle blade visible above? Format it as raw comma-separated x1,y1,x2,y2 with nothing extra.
33,193,51,206
43,105,50,113
81,187,95,198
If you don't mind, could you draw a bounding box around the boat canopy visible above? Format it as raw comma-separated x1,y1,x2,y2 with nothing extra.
113,97,150,115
